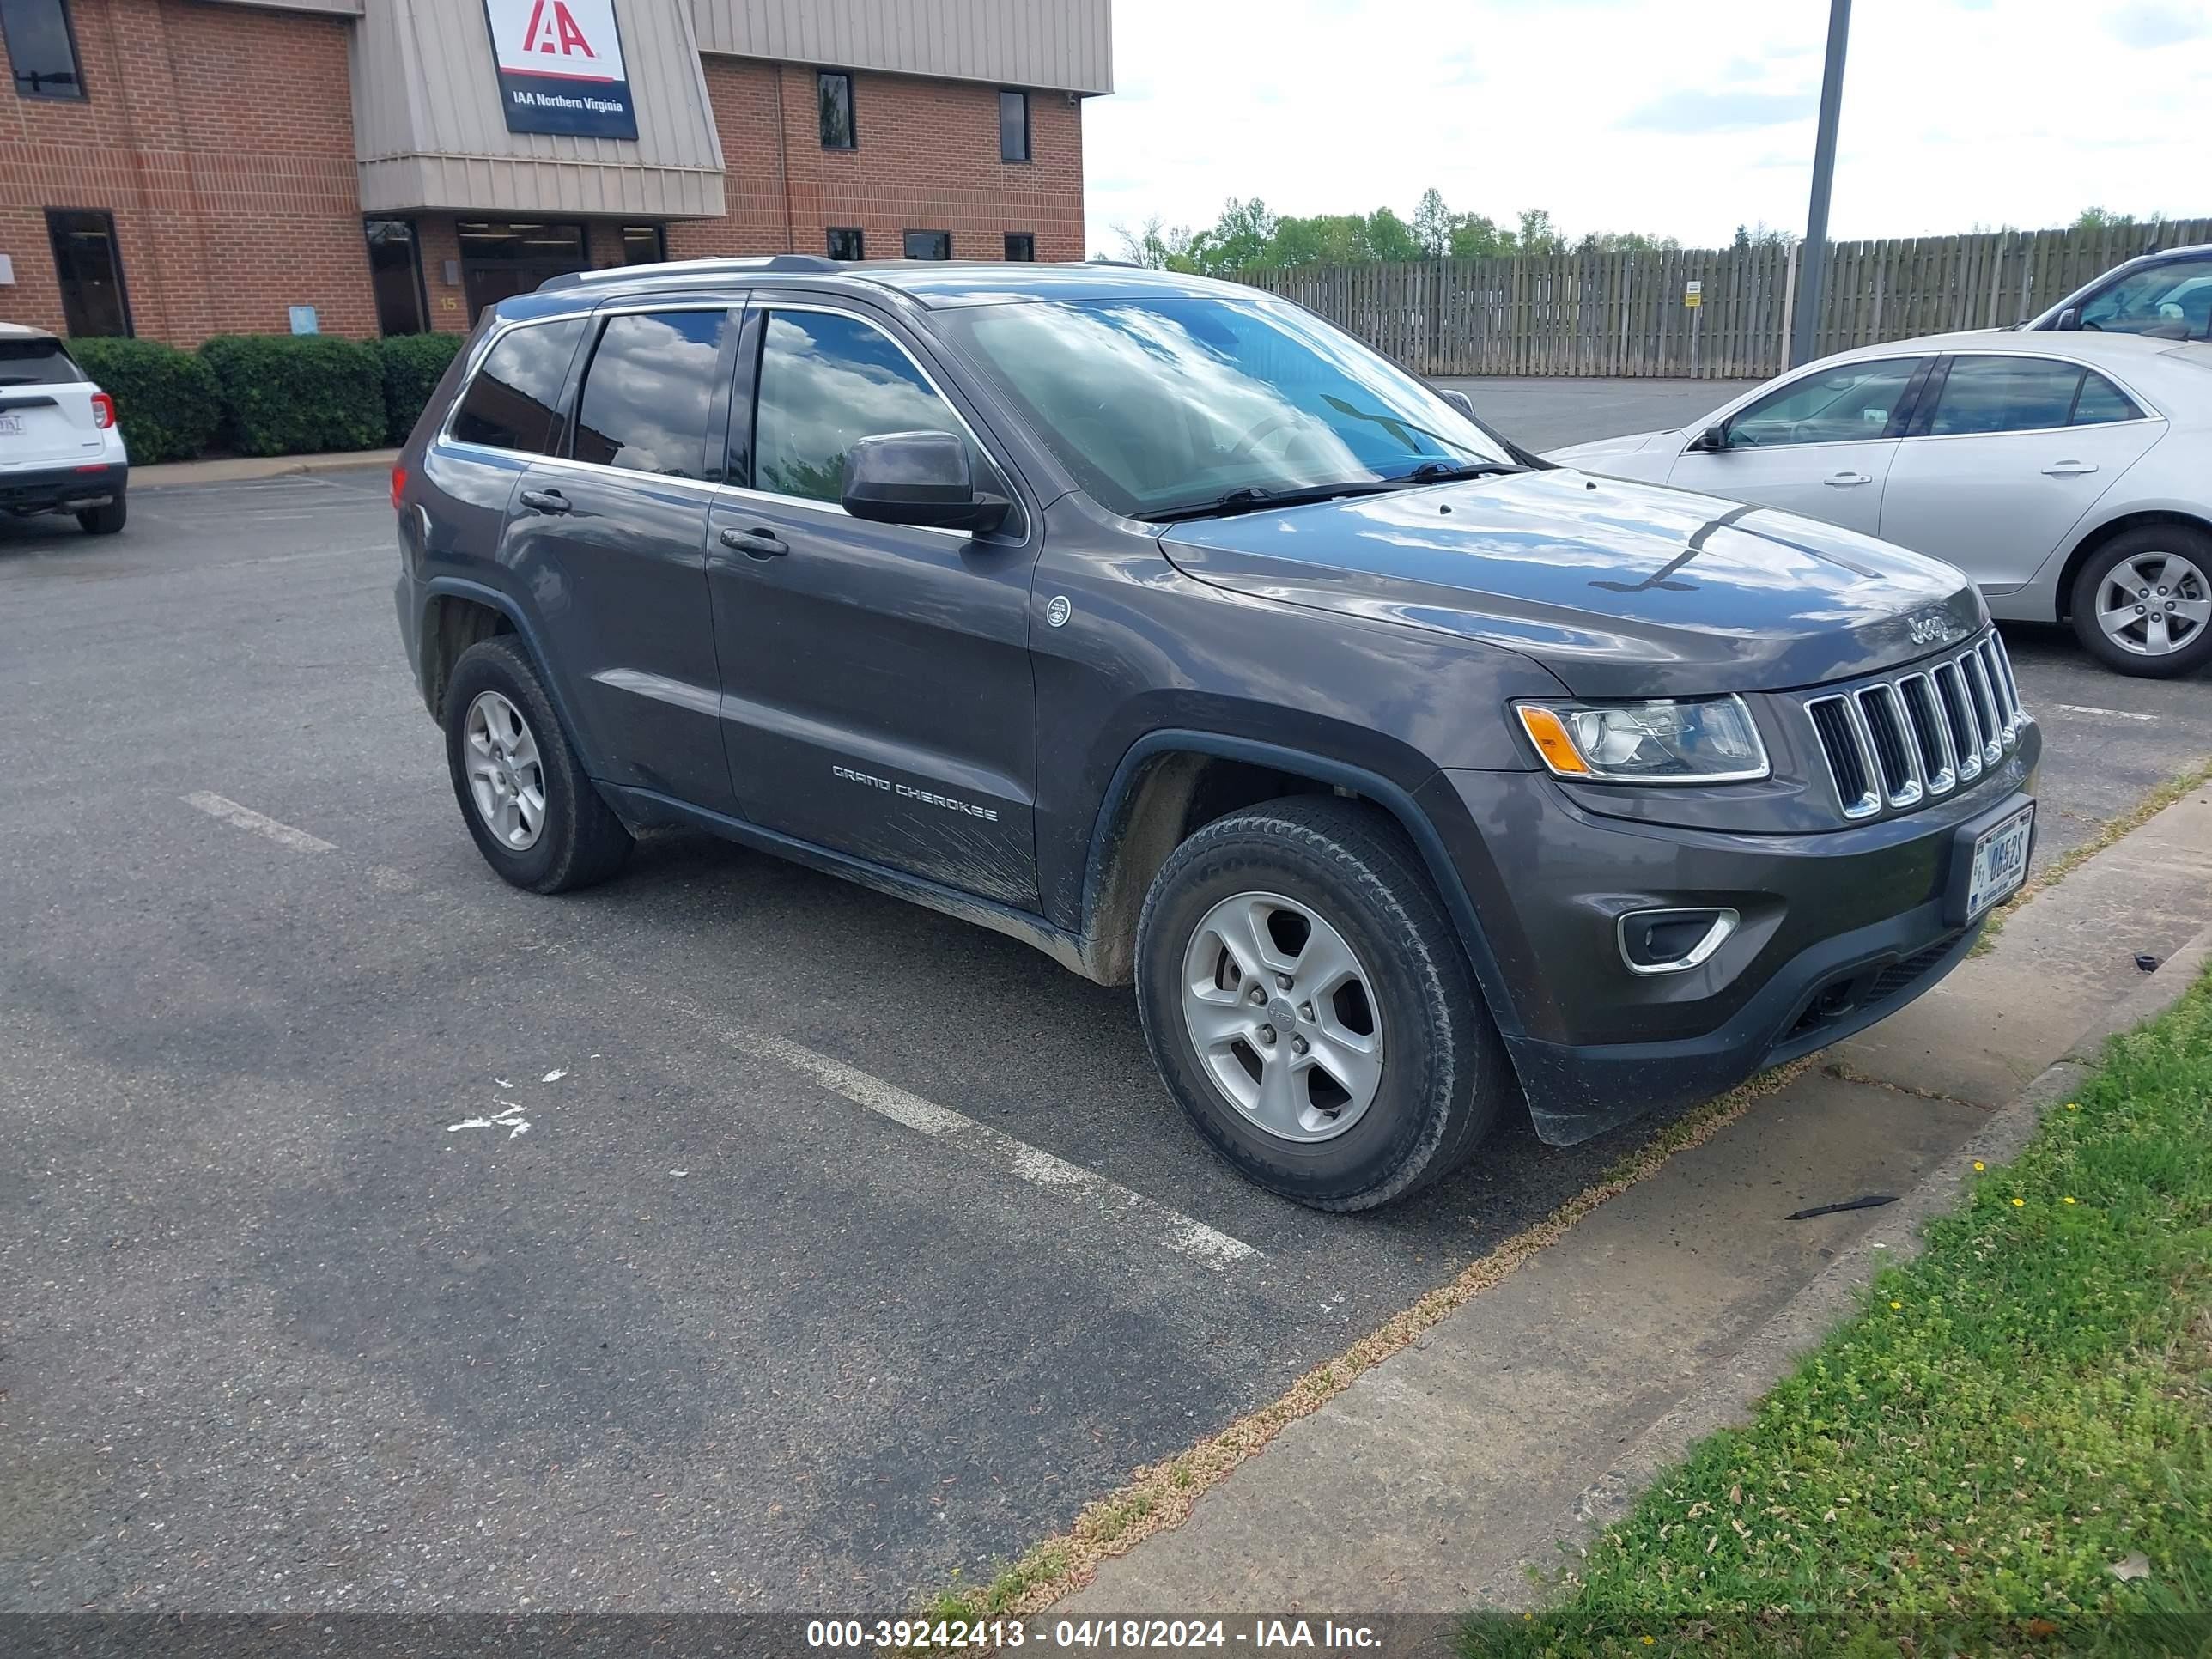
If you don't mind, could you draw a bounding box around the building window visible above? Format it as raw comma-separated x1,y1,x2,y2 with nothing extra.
903,230,951,261
999,90,1030,163
621,225,666,264
1004,233,1036,263
2,0,85,99
363,219,427,337
46,209,129,337
818,70,854,149
826,227,865,261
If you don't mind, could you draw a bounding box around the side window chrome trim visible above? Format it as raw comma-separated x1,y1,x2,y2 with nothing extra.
744,299,1025,528
713,478,973,542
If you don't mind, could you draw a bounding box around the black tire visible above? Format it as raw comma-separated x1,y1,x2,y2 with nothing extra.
443,636,632,893
2069,523,2212,678
76,495,126,535
1134,795,1514,1211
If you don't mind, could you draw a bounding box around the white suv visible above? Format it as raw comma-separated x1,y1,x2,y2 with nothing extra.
1,323,130,535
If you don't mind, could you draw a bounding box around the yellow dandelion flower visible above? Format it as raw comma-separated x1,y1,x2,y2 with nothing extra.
1890,1301,1902,1310
2063,1196,2076,1205
1973,1161,1985,1171
2065,1102,2079,1110
2012,1197,2025,1207
1643,1640,1656,1648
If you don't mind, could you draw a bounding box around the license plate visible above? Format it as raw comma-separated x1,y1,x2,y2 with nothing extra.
0,414,23,437
1966,804,2034,920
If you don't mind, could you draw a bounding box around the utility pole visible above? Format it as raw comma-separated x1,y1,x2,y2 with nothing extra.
1789,0,1852,368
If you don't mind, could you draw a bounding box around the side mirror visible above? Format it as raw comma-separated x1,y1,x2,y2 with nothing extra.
1439,388,1476,418
2056,307,2080,331
1689,422,1729,453
841,430,1009,534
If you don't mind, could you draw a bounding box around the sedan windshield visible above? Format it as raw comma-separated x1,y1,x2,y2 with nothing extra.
939,294,1513,520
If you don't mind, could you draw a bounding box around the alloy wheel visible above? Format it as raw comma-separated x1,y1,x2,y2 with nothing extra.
2095,550,2210,658
1179,890,1384,1143
463,690,546,851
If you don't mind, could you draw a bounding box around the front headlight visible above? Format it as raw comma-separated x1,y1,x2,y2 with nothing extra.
1514,695,1768,783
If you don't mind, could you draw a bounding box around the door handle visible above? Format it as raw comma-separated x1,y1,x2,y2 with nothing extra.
1823,471,1873,487
2042,460,2098,477
720,526,788,558
516,487,571,514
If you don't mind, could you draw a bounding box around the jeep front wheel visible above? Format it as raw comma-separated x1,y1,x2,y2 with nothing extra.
1134,796,1511,1210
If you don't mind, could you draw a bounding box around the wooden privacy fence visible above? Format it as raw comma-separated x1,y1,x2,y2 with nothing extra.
1238,220,2212,379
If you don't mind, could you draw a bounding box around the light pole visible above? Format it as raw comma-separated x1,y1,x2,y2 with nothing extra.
1789,0,1852,368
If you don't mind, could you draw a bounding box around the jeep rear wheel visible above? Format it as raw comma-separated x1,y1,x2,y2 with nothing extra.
1135,796,1511,1210
443,637,632,893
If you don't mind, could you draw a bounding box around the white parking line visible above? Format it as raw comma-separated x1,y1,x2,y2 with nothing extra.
181,792,337,854
173,791,1259,1266
740,1029,1261,1266
2056,703,2160,723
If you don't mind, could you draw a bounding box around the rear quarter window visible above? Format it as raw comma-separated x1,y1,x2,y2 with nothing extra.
0,337,82,386
447,319,586,453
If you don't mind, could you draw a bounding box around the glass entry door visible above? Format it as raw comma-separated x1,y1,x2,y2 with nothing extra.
458,222,588,324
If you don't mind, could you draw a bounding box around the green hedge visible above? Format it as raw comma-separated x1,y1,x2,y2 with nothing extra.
375,333,465,446
64,337,224,465
198,334,387,458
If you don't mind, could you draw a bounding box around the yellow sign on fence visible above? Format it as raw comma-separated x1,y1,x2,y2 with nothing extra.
1684,280,1703,309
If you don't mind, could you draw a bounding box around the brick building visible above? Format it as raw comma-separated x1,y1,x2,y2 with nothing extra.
0,0,1111,346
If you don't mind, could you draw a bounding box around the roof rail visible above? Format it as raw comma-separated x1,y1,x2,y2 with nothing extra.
537,253,842,293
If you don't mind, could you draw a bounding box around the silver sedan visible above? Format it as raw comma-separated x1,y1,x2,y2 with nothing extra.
1547,331,2212,677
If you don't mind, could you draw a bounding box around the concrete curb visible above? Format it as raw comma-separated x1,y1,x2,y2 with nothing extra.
132,449,399,489
1565,914,2212,1544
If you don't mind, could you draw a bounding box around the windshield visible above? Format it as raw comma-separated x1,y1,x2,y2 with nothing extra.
939,294,1512,520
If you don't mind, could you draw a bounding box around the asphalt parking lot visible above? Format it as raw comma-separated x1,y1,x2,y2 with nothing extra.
3,426,2207,1614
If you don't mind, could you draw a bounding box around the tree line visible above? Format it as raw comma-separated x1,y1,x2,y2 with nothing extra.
1110,195,2161,277
1111,191,1798,276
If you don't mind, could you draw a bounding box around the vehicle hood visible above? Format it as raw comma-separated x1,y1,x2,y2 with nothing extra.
1158,468,1984,697
1542,429,1672,467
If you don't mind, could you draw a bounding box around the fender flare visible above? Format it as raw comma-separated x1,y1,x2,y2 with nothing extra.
1079,730,1525,1038
418,576,596,769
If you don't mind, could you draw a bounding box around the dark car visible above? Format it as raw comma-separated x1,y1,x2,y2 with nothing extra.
391,258,2039,1211
2024,242,2212,342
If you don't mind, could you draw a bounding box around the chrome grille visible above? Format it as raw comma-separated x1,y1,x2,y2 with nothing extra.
1806,631,2030,821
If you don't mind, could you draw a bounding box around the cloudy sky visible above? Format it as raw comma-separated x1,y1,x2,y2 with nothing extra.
1080,0,2212,255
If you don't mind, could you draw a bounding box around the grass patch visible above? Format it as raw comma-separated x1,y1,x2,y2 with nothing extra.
1464,969,2212,1658
1972,756,2212,957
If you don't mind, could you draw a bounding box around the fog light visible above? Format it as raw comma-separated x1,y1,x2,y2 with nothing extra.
1618,907,1739,976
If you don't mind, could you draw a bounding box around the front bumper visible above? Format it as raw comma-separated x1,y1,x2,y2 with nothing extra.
0,461,127,516
1426,725,2039,1144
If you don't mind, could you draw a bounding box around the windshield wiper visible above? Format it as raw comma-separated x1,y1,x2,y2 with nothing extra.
1141,479,1398,523
1396,459,1524,485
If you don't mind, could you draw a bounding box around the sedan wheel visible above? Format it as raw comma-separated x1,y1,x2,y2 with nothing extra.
2071,525,2212,678
2093,550,2209,660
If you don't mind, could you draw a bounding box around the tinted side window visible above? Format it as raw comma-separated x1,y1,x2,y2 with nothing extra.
448,319,586,453
1928,356,2083,436
1727,358,1923,447
2070,370,2144,426
572,309,731,478
751,309,969,502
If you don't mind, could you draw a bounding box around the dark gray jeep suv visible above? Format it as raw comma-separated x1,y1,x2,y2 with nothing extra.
392,258,2039,1210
